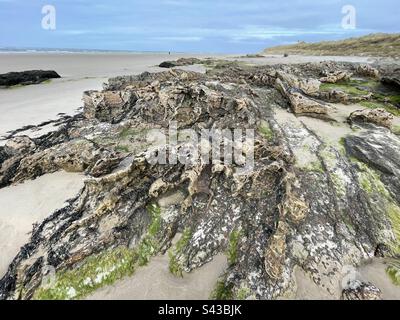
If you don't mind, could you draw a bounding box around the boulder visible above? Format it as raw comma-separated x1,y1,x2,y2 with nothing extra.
0,70,61,87
274,74,326,115
159,61,176,68
348,108,393,129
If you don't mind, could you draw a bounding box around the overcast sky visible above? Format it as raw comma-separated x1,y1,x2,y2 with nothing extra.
0,0,399,53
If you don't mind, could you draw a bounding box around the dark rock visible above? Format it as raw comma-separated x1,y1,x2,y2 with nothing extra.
381,69,400,89
0,147,9,167
0,70,61,87
159,61,176,68
342,280,382,300
345,131,400,203
374,244,391,257
344,132,400,176
159,58,202,68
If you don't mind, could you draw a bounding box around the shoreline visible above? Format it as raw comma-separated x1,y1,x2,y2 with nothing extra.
0,52,219,139
0,52,375,140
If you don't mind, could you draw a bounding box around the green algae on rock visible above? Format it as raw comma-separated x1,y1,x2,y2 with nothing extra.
33,247,137,300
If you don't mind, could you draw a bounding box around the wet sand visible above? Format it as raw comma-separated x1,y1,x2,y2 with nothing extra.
0,171,85,278
294,260,400,300
89,254,227,300
358,259,400,300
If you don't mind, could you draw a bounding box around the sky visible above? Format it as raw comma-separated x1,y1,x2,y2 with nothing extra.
0,0,399,53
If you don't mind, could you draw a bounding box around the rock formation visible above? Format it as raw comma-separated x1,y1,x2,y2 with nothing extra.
0,59,399,300
348,108,394,129
320,70,352,83
382,70,400,88
0,70,61,87
159,58,202,68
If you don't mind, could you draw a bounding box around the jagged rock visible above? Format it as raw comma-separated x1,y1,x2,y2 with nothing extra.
342,280,382,300
264,221,288,279
273,73,327,115
374,244,391,257
320,71,352,83
83,90,138,123
348,108,394,128
319,90,373,104
89,154,125,178
105,69,203,91
275,71,321,95
287,89,328,115
381,70,400,89
4,136,36,156
0,147,8,166
319,89,351,103
159,58,202,68
0,70,61,87
356,64,379,78
0,139,115,187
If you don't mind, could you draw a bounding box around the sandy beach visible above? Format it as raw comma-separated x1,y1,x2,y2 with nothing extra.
0,171,84,278
0,52,214,139
89,254,227,300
